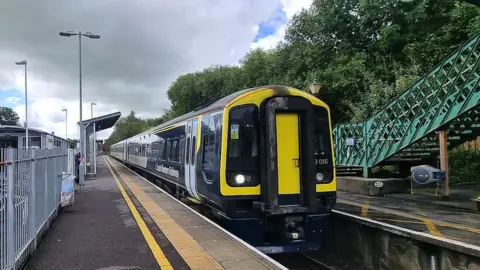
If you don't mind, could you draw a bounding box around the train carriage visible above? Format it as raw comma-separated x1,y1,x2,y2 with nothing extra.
110,85,336,254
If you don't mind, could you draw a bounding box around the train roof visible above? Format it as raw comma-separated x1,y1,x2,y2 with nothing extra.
111,85,295,146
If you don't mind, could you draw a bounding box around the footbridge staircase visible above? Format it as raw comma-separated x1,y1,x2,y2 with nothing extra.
333,34,480,177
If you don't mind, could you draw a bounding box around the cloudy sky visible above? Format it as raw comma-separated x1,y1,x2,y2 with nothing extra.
0,0,313,140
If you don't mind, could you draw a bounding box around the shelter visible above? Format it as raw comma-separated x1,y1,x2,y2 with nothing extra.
78,112,121,176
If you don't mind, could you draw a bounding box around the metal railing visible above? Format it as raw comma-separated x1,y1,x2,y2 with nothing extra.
0,148,73,270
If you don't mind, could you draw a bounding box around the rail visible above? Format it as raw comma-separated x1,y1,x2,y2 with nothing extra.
0,148,74,270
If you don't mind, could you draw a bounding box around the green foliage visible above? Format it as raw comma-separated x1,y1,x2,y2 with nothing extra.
164,0,480,125
449,147,480,184
69,139,78,149
0,107,20,126
167,65,246,116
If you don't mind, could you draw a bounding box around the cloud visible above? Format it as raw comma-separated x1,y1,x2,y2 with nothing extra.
6,96,21,105
251,0,313,50
0,0,283,139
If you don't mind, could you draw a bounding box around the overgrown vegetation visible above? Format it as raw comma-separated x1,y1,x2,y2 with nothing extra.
105,0,480,181
449,147,480,184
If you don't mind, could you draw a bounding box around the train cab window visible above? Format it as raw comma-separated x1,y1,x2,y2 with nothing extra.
227,105,259,171
313,107,332,157
314,106,334,183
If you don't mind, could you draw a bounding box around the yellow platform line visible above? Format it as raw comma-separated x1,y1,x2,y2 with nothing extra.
415,207,443,237
361,199,369,217
106,157,224,270
104,157,173,270
338,199,480,234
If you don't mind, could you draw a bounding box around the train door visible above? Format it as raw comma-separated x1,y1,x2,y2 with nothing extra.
185,119,200,199
276,112,301,204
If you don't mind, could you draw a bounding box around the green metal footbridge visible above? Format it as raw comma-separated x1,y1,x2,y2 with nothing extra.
333,34,480,177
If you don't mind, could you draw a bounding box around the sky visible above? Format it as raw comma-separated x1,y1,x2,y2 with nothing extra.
0,0,313,140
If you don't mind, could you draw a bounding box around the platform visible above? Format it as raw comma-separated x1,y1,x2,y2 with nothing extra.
335,191,480,257
25,156,285,270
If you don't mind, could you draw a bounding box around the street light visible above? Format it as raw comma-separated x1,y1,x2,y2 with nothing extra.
91,102,97,175
15,60,28,149
59,30,100,179
62,108,68,139
309,81,321,95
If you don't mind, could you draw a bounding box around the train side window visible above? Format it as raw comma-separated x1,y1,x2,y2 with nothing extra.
179,137,185,164
169,140,179,162
191,136,196,166
186,137,190,164
146,144,152,158
159,141,165,160
165,140,172,161
202,134,215,167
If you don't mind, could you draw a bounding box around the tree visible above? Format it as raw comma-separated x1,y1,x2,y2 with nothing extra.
0,107,20,126
69,139,79,149
164,0,480,124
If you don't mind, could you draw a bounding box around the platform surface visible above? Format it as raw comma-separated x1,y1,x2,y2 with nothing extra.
336,191,480,250
26,156,285,270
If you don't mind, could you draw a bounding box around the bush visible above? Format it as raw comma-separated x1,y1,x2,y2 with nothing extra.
449,147,480,184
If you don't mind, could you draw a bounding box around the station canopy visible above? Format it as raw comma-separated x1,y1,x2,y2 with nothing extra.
78,111,121,132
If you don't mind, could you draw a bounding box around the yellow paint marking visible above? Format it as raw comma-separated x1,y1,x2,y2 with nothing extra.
104,157,173,270
360,199,369,217
415,207,443,237
338,199,480,234
374,218,428,225
106,157,224,270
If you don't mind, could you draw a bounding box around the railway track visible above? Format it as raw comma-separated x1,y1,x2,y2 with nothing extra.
128,164,337,270
270,253,336,270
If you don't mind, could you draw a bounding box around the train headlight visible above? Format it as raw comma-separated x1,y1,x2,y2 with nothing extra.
235,174,246,184
315,169,334,184
227,172,259,187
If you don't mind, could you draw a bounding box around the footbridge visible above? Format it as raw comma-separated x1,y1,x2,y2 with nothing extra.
333,34,480,177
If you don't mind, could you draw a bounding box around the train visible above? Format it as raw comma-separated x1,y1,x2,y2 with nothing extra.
109,85,337,254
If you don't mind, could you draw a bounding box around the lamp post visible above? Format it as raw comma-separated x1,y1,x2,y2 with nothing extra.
59,30,100,180
309,81,321,95
62,109,68,139
15,60,28,149
91,102,97,175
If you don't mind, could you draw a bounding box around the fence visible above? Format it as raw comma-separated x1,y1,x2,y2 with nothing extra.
0,148,74,270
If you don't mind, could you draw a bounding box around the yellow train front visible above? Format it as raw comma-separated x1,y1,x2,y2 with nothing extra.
206,85,336,254
110,85,336,254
